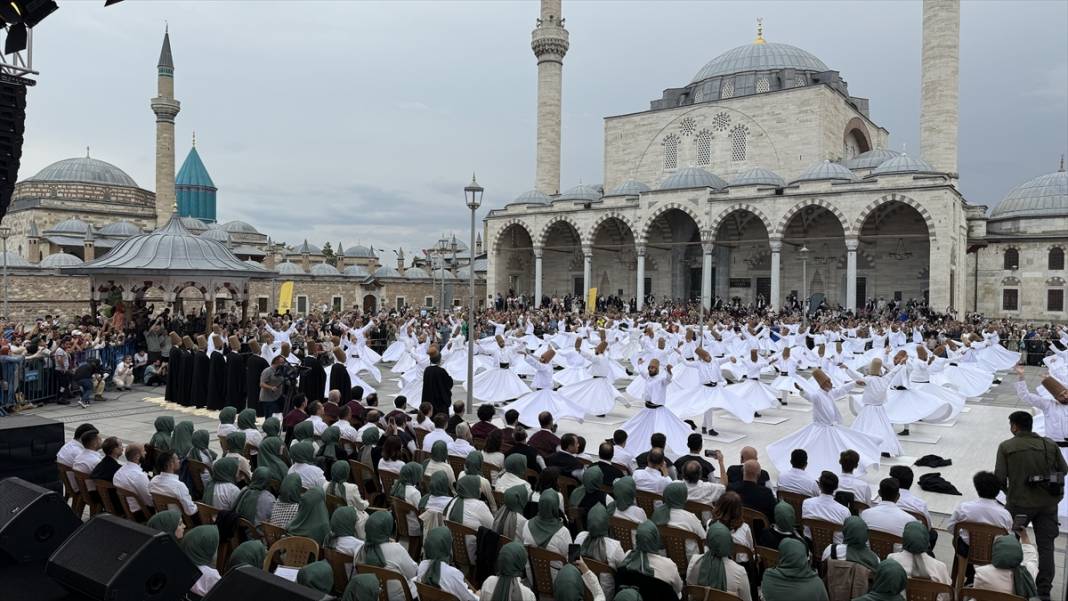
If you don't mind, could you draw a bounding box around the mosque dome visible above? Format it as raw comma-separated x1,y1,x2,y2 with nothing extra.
46,218,91,235
199,228,231,243
276,261,305,275
39,252,83,268
556,184,603,202
373,265,402,278
844,148,901,170
870,154,939,176
607,180,651,196
403,267,430,279
310,262,340,276
343,245,377,259
179,217,208,233
291,240,321,255
729,167,785,187
433,267,458,281
97,221,143,237
222,220,260,234
659,166,728,190
792,160,856,183
0,251,30,267
26,156,139,188
989,167,1068,220
691,40,828,84
343,264,371,277
509,190,551,206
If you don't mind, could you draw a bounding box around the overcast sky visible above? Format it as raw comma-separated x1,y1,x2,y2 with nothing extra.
17,0,1067,255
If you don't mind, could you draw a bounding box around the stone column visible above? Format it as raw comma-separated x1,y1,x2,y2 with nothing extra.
920,0,959,177
531,0,568,195
769,238,782,310
582,244,592,300
845,237,859,312
715,247,729,298
636,244,646,310
701,242,714,311
533,245,544,305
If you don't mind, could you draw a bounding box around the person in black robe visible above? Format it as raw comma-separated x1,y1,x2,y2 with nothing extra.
245,340,269,417
328,348,352,403
206,334,229,411
421,347,453,416
300,343,327,403
164,332,182,402
224,335,247,409
176,336,195,407
190,335,210,409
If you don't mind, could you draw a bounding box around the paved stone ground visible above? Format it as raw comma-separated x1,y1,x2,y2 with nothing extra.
20,364,1068,596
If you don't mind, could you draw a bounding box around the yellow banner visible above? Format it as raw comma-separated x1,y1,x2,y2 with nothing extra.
277,281,294,313
587,287,597,314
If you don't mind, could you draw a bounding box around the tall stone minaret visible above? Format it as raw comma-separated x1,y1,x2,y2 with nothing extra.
531,0,568,196
151,27,181,227
919,0,959,177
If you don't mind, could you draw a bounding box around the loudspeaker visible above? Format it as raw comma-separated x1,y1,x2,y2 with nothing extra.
203,565,333,601
0,477,80,562
0,415,64,490
46,514,198,601
0,80,26,221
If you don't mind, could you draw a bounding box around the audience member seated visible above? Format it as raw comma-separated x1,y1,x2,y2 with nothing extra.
378,435,406,474
72,429,104,497
820,516,880,571
617,520,683,597
287,440,327,489
592,442,625,486
149,450,196,516
290,420,319,453
945,470,1012,546
288,488,332,545
390,462,426,536
728,459,777,526
889,465,932,525
147,509,185,540
479,542,535,601
726,446,770,488
611,476,647,523
328,506,365,557
217,407,238,439
446,401,466,436
233,467,276,526
425,440,457,486
449,423,478,458
528,411,561,457
685,522,752,601
853,558,908,601
222,431,253,482
422,413,454,451
575,504,625,599
761,538,829,601
471,404,499,440
496,453,534,497
859,477,917,537
183,525,221,597
652,481,706,560
836,449,873,506
972,532,1040,597
611,429,636,473
203,456,241,511
757,501,811,555
355,512,418,601
413,402,434,433
521,489,572,563
462,451,497,511
801,471,851,549
481,430,506,481
307,401,328,436
886,521,951,589
633,449,671,494
571,466,612,513
238,408,263,448
777,449,820,497
297,560,334,595
547,433,585,479
445,475,494,563
674,433,719,481
270,473,303,527
553,562,607,601
505,427,543,471
226,540,267,571
712,491,754,563
324,460,370,514
88,436,123,509
420,470,456,518
114,443,152,520
635,434,675,477
417,527,479,601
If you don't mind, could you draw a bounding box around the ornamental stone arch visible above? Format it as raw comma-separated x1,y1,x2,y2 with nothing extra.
639,202,705,243
773,198,849,237
708,202,773,239
585,210,639,243
536,215,586,248
490,218,536,253
853,193,937,241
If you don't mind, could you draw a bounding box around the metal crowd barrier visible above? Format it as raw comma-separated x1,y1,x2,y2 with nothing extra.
0,341,136,410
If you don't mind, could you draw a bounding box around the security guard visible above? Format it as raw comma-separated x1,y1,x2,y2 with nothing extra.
995,410,1067,601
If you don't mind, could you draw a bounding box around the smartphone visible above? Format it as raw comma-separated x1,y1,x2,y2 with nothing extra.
704,449,721,459
1012,514,1029,532
567,544,581,564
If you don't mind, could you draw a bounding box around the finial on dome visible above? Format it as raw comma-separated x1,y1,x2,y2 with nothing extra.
1060,154,1065,172
192,131,196,148
754,17,765,45
86,146,90,158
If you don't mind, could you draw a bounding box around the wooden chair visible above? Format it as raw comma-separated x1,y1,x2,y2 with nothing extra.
581,555,614,584
322,547,354,596
414,449,430,464
566,505,587,533
56,463,78,510
195,501,219,525
867,529,902,559
447,455,467,478
905,509,930,529
526,545,566,599
685,499,716,523
492,490,505,509
802,518,842,566
115,486,152,521
72,470,102,517
958,587,1026,601
259,522,287,548
390,496,422,560
185,459,210,499
851,500,871,516
611,461,630,475
379,470,399,498
445,520,477,579
356,563,416,601
325,493,346,515
741,507,768,535
557,475,580,503
906,577,954,601
415,581,462,601
348,459,377,502
609,516,638,552
524,468,540,486
263,536,319,570
93,479,119,515
150,493,195,527
658,525,705,577
683,584,743,601
755,545,779,570
472,436,487,451
775,490,809,527
218,436,230,454
952,521,1009,597
242,442,255,461
731,543,751,563
414,429,428,450
633,489,662,518
482,462,500,482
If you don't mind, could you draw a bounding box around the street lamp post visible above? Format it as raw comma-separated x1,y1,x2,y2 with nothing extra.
799,244,810,327
0,226,10,319
464,175,483,415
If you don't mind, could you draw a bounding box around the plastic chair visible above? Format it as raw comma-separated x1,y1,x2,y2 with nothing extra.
952,521,1009,597
633,489,661,518
802,517,842,566
526,544,566,599
93,479,120,515
72,470,102,517
414,580,463,601
263,535,319,570
322,547,354,596
356,563,415,601
115,486,152,521
445,520,477,579
658,524,705,577
906,577,953,601
851,500,870,516
905,509,930,529
378,470,399,498
867,529,902,559
755,545,779,570
195,501,219,525
390,496,422,560
348,459,377,503
741,507,768,535
482,462,500,482
683,584,743,601
325,493,346,515
609,516,638,552
185,459,210,499
259,522,287,548
959,587,1026,601
775,490,809,527
151,492,195,527
685,499,716,524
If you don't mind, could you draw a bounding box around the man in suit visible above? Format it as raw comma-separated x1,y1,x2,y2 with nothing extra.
505,427,543,472
728,459,777,528
528,411,560,457
546,433,585,479
420,348,453,417
726,446,771,488
592,441,625,486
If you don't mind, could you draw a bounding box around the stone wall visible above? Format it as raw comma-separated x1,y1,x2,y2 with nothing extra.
2,271,90,321
969,239,1068,321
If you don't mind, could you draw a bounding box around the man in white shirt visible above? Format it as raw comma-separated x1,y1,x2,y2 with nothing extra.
422,414,454,452
837,449,873,506
149,450,196,516
777,449,820,497
945,470,1013,545
633,448,672,494
72,430,104,491
336,405,361,446
801,471,851,549
860,478,918,537
612,429,636,473
113,444,152,518
355,409,384,440
889,465,932,525
680,456,725,506
448,423,477,458
306,401,328,436
58,423,96,490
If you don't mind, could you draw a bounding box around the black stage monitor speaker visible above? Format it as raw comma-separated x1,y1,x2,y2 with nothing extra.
46,514,198,601
203,565,333,601
0,476,80,562
0,414,65,490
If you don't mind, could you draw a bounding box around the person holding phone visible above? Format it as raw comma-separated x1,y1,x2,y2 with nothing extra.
553,562,607,601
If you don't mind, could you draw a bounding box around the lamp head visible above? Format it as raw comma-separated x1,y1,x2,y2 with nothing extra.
464,173,484,210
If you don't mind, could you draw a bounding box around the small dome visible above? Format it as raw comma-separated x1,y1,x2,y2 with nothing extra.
373,265,402,278
792,160,856,183
26,156,139,188
433,267,458,281
199,228,231,243
343,245,376,258
403,267,430,279
691,41,829,83
179,217,208,233
729,167,785,187
276,261,306,275
990,168,1068,219
310,262,340,276
870,154,938,176
556,184,603,202
46,218,91,235
844,148,901,170
0,251,30,267
608,180,651,196
222,220,260,234
660,166,728,190
97,221,142,237
39,252,84,268
510,189,551,205
343,264,371,277
291,240,321,255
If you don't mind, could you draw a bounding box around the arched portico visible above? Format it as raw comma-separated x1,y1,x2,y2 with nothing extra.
492,222,536,299
711,207,772,308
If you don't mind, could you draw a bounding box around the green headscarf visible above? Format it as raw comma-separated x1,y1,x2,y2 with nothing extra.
327,460,350,498
554,564,585,601
651,481,686,525
296,560,333,593
773,501,797,533
569,466,604,507
330,506,359,540
853,558,908,601
492,484,529,538
147,509,182,537
227,540,267,571
258,437,290,482
278,473,303,504
613,589,642,601
420,471,453,511
171,421,194,458
149,416,174,451
293,420,314,442
226,431,247,455
219,407,237,426
991,534,1041,600
526,489,564,547
447,475,482,523
191,430,218,462
233,467,271,522
237,408,258,430
761,538,827,601
287,488,331,545
421,526,453,588
341,573,380,601
181,525,219,567
262,416,281,438
610,476,636,513
504,453,527,478
320,426,341,460
579,503,610,560
490,542,528,601
695,522,732,589
900,521,931,579
620,520,660,575
843,516,880,571
391,462,424,498
358,511,394,567
361,427,380,446
203,456,238,506
291,441,315,464
464,450,484,478
429,440,448,464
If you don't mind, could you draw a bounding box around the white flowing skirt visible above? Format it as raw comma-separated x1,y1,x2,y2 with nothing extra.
849,399,903,456
976,344,1021,371
381,341,407,363
396,375,422,408
884,384,966,424
391,353,415,374
767,422,882,476
932,363,993,397
725,379,780,411
665,383,756,423
350,373,376,397
470,367,531,403
770,374,807,394
619,406,693,457
348,357,382,384
554,366,593,387
558,377,621,415
511,388,586,427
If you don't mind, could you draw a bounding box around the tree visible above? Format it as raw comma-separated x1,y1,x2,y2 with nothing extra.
322,241,336,266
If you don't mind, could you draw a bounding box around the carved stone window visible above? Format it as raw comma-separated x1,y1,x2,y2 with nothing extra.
695,130,713,166
662,134,679,170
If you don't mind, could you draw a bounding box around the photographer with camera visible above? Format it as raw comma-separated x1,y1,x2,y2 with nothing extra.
995,410,1067,600
259,355,287,418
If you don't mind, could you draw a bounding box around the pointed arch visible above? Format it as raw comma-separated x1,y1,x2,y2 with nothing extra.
708,203,773,239
536,215,585,249
639,202,704,243
586,211,638,244
490,218,536,253
774,198,849,237
853,193,937,241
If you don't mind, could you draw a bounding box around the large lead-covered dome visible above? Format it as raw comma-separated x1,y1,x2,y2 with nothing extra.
989,168,1068,220
27,157,139,188
691,41,828,84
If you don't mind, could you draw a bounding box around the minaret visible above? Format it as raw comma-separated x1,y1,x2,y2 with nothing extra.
919,0,959,177
531,0,568,196
26,219,40,263
151,27,181,227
